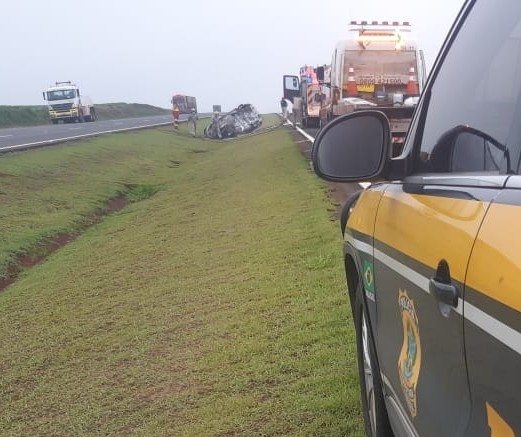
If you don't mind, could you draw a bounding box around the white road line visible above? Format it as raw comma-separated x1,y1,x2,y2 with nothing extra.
0,135,13,138
347,231,521,356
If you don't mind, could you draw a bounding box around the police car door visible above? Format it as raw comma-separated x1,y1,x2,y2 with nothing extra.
371,1,520,435
451,2,521,435
372,178,488,437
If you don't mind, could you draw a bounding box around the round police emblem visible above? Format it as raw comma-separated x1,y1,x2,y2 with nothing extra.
398,289,422,417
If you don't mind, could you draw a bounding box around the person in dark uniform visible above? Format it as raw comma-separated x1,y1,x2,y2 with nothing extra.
280,97,288,121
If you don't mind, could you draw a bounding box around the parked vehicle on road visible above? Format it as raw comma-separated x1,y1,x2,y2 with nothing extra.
286,21,425,151
171,94,197,114
312,0,521,435
43,81,96,124
283,65,329,128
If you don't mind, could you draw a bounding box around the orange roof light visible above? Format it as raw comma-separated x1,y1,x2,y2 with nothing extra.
349,21,411,49
349,20,411,28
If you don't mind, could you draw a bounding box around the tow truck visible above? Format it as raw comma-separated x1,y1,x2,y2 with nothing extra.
285,21,426,151
283,65,329,128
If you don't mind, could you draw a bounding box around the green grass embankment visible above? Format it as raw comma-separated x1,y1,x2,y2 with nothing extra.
0,103,170,128
0,105,49,127
0,114,364,436
94,102,171,120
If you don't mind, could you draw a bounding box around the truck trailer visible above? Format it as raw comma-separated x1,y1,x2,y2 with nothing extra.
43,81,96,124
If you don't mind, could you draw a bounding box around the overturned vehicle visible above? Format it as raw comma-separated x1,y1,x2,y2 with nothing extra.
204,104,262,139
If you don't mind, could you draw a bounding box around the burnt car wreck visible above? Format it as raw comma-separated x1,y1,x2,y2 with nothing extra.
204,104,262,139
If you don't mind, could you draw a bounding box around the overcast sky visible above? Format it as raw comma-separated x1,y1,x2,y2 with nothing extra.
2,0,465,113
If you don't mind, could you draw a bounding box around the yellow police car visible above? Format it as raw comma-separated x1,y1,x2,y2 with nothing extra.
311,1,521,436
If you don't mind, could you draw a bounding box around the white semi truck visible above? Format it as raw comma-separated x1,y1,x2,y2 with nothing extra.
43,81,96,124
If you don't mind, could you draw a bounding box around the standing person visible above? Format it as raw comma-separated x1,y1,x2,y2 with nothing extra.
187,108,198,137
212,111,222,139
280,97,288,121
172,104,180,129
292,97,303,128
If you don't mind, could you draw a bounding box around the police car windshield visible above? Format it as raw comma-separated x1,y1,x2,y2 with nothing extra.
418,0,521,174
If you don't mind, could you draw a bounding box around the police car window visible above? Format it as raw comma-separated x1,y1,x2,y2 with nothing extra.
417,0,521,174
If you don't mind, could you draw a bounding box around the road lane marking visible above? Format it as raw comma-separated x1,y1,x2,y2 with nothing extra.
0,120,176,153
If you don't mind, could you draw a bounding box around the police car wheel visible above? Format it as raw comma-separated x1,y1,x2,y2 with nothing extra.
355,288,393,437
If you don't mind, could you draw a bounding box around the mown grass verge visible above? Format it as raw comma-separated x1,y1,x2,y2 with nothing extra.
0,114,364,436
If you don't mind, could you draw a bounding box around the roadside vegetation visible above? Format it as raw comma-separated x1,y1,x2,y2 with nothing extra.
0,103,170,128
0,115,364,436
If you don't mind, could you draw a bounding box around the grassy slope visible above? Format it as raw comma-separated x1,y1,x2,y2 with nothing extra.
0,116,364,436
0,103,170,128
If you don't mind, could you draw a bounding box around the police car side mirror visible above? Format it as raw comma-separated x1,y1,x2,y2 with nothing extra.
311,111,392,182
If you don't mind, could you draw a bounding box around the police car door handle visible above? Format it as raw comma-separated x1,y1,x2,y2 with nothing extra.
429,278,459,308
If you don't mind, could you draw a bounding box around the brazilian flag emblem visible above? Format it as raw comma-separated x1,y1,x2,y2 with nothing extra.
363,260,375,293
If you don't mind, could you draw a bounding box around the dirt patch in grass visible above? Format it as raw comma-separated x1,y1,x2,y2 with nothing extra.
0,194,128,293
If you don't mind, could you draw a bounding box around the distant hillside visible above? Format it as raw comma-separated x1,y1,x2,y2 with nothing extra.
0,106,49,128
95,103,171,120
0,103,171,128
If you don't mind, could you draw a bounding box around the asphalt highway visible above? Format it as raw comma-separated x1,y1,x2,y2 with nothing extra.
0,115,182,153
